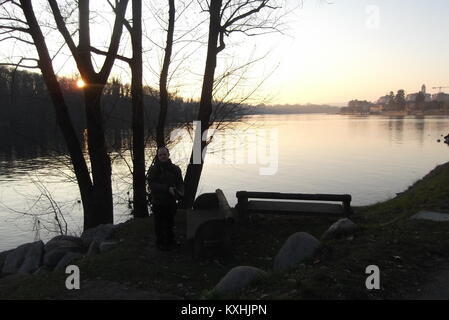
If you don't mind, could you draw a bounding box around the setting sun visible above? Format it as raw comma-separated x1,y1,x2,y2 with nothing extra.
76,79,85,88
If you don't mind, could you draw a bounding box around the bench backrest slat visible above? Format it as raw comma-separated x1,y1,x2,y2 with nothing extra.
236,191,351,202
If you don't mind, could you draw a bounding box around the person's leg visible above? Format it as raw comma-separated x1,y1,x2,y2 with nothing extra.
152,204,164,247
166,204,177,246
157,205,173,247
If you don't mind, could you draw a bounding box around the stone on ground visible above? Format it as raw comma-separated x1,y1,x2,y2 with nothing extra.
54,252,84,271
410,211,449,222
0,249,14,276
273,232,320,273
44,239,84,254
213,266,267,295
99,240,120,253
44,248,73,268
321,218,358,240
2,242,35,275
81,224,115,247
18,240,44,274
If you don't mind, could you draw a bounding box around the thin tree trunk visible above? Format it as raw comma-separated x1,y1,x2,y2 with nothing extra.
181,0,223,209
157,0,175,148
131,0,148,218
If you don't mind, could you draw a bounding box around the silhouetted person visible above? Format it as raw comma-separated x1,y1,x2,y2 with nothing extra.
147,147,184,250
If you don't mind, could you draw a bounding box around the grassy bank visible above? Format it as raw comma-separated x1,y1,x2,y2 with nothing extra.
1,162,449,299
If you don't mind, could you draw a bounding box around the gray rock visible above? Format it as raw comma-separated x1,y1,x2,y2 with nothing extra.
18,240,44,274
410,211,449,222
44,248,74,268
86,240,100,257
321,218,358,240
213,266,267,295
33,265,51,276
0,249,14,276
99,240,120,253
42,235,85,269
273,232,320,273
54,252,83,271
46,235,83,246
44,239,84,253
112,222,126,230
81,224,115,247
1,242,36,275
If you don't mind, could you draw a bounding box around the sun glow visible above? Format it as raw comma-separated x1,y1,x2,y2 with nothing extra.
76,79,85,88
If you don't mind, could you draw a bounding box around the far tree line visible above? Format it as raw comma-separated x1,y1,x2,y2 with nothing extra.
0,66,202,132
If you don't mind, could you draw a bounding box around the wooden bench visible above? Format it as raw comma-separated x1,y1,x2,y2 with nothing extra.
236,191,352,217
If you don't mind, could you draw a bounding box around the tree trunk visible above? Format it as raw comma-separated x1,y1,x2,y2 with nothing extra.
181,0,222,209
131,0,149,218
157,0,175,149
83,85,114,227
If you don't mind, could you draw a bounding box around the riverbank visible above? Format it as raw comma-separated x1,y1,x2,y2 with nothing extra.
1,162,449,299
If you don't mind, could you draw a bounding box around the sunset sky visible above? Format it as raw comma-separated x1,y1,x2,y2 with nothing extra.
1,0,448,106
264,0,449,105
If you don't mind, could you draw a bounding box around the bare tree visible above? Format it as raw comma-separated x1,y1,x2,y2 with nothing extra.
48,0,130,227
181,0,283,208
0,0,130,229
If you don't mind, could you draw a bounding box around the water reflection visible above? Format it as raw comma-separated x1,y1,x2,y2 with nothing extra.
1,114,449,251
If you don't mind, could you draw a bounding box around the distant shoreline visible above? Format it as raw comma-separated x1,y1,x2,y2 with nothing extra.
340,110,449,116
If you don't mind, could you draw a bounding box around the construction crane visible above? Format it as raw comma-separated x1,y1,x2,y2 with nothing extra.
432,86,449,93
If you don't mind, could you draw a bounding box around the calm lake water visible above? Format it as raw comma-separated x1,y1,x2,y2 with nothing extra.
1,114,449,251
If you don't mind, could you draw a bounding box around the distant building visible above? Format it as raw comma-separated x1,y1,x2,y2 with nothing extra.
369,105,383,114
406,84,431,102
432,92,449,102
406,93,431,102
377,95,392,105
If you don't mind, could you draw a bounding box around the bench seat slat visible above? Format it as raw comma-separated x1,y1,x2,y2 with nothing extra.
247,200,345,216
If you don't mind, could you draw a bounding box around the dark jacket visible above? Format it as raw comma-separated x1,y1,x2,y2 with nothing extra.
147,159,184,206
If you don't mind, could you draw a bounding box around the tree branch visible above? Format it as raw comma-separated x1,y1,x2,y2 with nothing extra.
0,17,27,25
223,0,274,29
0,57,39,69
47,0,78,57
0,0,22,8
217,28,225,53
90,46,132,64
0,25,29,33
0,35,33,44
106,0,133,33
98,0,129,83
